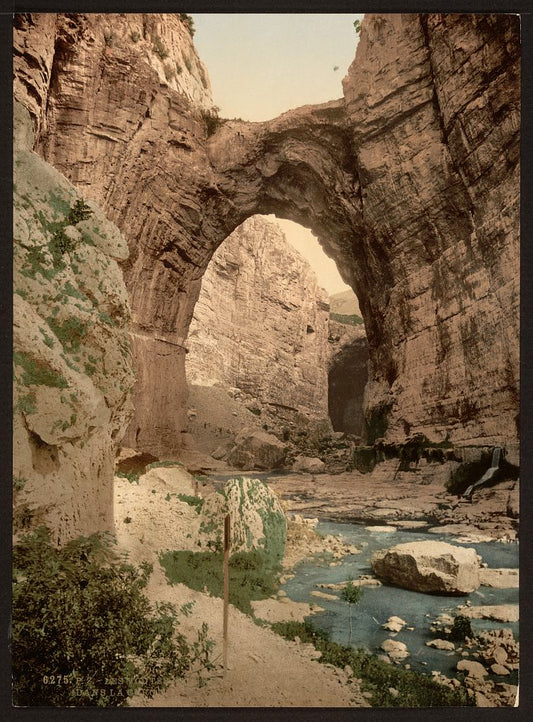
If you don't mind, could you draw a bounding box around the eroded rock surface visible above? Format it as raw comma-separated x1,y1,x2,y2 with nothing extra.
13,102,134,543
186,215,331,432
13,12,519,459
371,540,482,594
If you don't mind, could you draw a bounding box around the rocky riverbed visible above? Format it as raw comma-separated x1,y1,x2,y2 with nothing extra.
265,461,519,543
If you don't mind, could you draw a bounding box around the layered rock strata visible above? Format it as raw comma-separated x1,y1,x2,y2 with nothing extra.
186,215,331,430
14,12,520,459
13,102,134,543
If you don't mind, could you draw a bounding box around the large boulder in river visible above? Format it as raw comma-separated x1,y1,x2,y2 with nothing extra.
227,429,288,469
196,477,286,567
371,541,481,595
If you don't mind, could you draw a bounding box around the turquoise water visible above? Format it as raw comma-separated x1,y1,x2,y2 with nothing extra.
283,521,519,681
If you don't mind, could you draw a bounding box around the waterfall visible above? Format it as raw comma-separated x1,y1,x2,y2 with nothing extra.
463,447,503,499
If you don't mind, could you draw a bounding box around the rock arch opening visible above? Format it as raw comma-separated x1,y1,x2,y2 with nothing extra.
183,213,369,470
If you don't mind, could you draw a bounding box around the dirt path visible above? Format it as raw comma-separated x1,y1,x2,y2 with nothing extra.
114,469,369,707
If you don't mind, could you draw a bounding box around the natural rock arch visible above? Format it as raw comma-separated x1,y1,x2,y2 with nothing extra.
14,12,520,461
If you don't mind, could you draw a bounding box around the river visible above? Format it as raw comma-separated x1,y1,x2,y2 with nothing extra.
282,520,518,682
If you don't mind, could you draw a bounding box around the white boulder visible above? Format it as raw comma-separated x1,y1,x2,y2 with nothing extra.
371,541,481,594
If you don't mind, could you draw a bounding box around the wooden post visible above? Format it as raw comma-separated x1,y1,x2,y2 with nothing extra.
223,514,230,673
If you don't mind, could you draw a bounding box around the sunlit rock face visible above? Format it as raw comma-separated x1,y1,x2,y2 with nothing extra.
186,215,331,428
14,12,520,460
13,102,134,544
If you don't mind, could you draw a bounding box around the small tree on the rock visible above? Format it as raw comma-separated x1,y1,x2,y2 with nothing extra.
341,580,363,645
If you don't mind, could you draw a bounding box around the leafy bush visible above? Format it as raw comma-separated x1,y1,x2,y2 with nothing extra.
271,621,474,707
48,198,93,267
14,351,68,389
176,494,204,512
449,615,475,642
12,527,212,706
152,35,169,60
330,312,364,326
341,581,363,644
116,470,140,484
201,107,224,137
180,14,195,36
160,548,279,616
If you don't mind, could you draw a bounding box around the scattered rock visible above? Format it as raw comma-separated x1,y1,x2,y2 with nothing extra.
380,639,409,660
382,616,406,632
490,664,510,676
426,639,455,651
227,429,288,470
462,605,519,623
479,568,519,588
311,590,338,601
293,456,326,474
457,660,488,678
211,445,228,460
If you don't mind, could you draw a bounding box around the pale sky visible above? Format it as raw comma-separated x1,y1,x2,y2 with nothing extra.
192,13,364,295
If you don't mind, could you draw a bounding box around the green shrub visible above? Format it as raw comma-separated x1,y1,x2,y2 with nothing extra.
160,548,279,616
12,527,213,706
116,470,140,484
164,64,176,81
341,581,363,644
352,446,377,474
449,615,475,642
271,621,474,707
330,312,364,326
152,35,169,60
16,391,37,414
364,402,392,445
176,494,204,512
14,351,68,389
180,14,195,36
103,29,114,47
130,30,140,42
201,107,224,137
66,199,93,225
46,316,88,353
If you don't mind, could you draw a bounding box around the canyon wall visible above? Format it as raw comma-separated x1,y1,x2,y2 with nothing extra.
13,102,134,543
186,215,331,426
343,14,520,454
13,13,520,465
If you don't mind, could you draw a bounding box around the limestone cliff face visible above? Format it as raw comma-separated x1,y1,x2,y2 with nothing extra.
13,102,134,544
14,12,520,460
343,14,520,450
186,216,330,425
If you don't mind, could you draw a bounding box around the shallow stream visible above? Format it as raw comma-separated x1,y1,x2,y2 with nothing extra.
283,521,519,681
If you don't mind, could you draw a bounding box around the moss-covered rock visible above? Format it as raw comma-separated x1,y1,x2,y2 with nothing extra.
196,477,286,568
13,101,134,543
